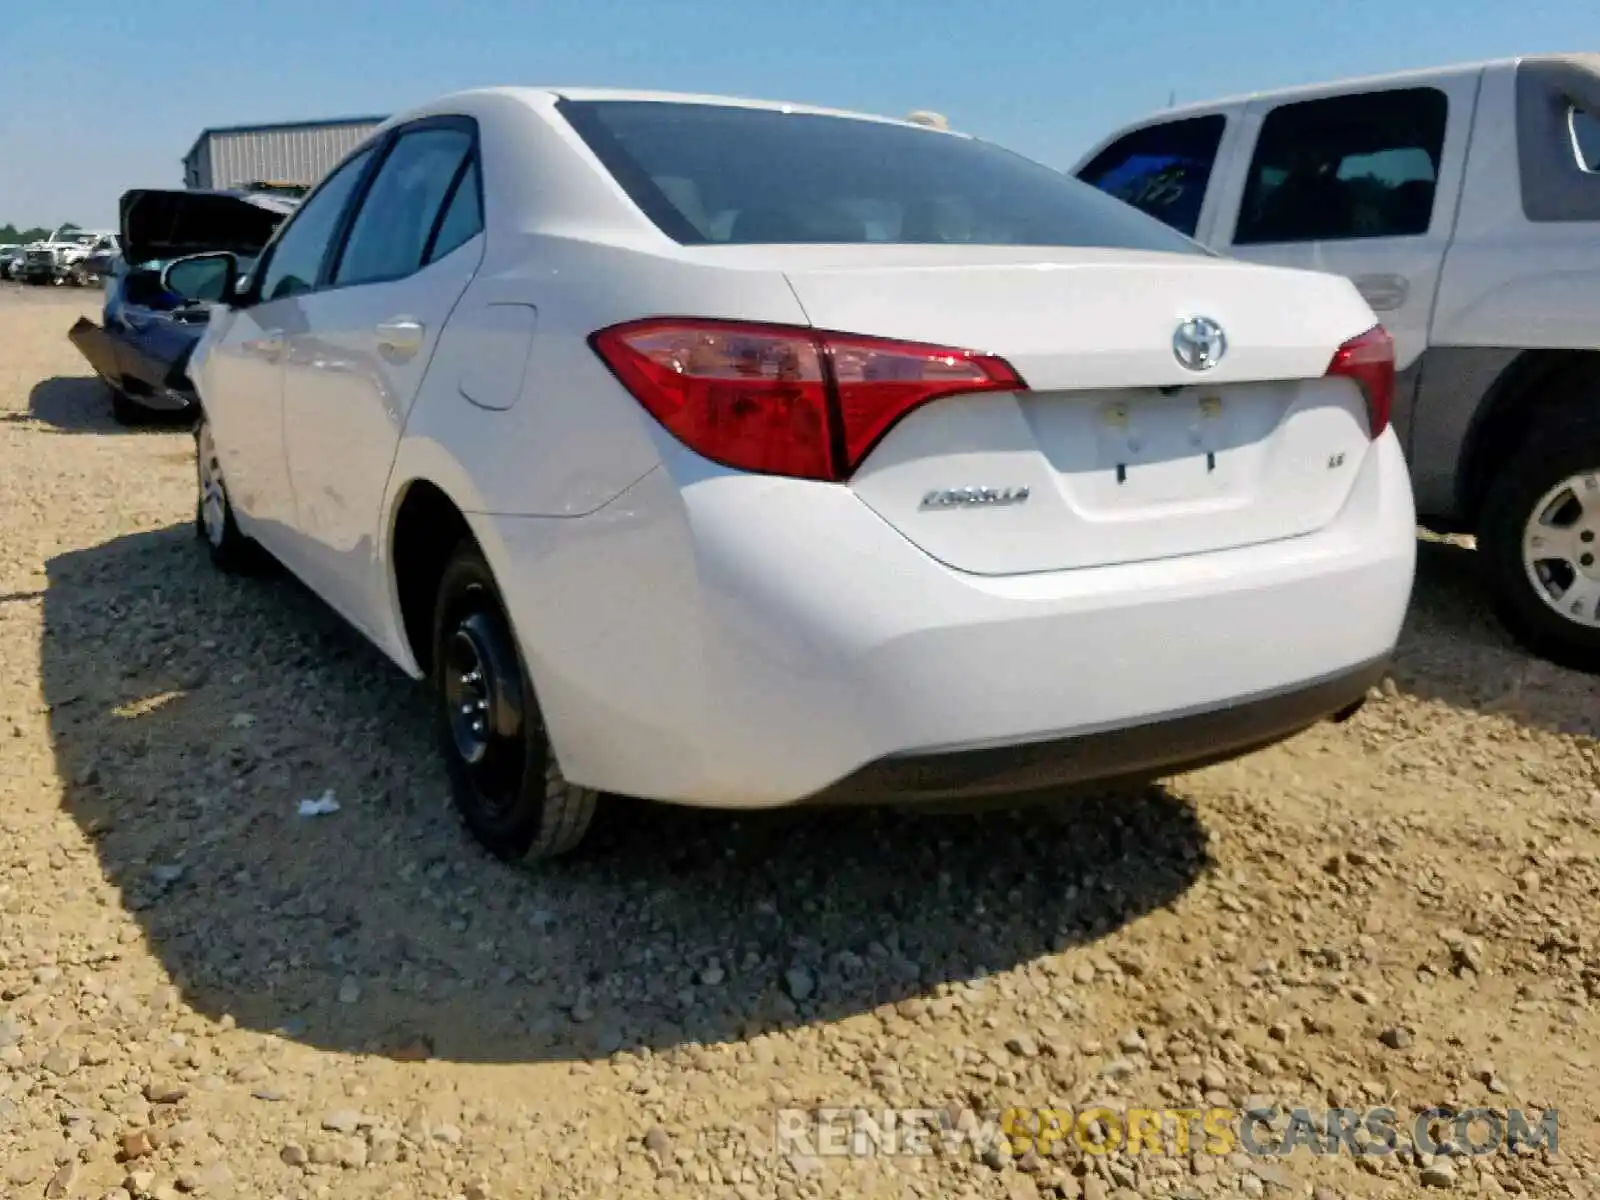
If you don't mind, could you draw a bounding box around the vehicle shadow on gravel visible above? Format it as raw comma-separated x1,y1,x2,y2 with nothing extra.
1391,537,1599,738
41,525,1211,1065
9,376,188,435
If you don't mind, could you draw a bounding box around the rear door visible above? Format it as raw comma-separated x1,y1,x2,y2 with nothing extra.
280,118,485,632
1213,77,1480,448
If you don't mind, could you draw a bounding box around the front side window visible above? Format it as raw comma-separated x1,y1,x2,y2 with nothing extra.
333,126,474,287
1076,115,1227,237
1235,88,1449,245
1571,105,1600,172
256,146,374,302
557,100,1207,255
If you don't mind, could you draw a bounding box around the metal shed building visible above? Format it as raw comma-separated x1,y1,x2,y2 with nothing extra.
182,116,387,191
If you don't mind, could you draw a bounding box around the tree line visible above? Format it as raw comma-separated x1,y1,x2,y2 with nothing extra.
1,223,73,245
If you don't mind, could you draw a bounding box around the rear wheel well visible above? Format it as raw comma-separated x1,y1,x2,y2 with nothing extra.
1460,350,1600,526
392,481,474,678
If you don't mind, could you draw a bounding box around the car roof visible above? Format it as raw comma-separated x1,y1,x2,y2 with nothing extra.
382,86,967,137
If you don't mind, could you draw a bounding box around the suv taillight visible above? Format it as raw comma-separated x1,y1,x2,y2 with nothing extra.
1325,325,1394,439
590,318,1026,482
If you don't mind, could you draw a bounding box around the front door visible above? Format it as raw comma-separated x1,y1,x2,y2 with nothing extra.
194,145,379,545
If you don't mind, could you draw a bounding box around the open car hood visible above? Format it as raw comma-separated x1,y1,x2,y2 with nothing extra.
119,188,299,266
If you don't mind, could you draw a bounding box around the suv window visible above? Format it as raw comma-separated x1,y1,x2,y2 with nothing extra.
425,159,483,265
557,100,1207,255
1076,115,1227,237
257,147,374,302
333,126,474,287
1235,88,1449,245
1572,105,1600,172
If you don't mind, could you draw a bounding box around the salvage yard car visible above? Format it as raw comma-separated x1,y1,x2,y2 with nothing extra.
77,232,123,284
1074,53,1600,671
183,88,1417,861
19,227,116,285
68,187,297,423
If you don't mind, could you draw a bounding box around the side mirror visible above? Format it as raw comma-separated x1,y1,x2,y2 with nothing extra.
161,252,239,306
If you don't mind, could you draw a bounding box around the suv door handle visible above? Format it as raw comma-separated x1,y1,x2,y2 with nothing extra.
376,318,425,356
1352,273,1410,312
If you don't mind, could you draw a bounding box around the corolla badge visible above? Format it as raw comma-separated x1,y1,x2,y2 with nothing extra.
1172,316,1227,372
920,486,1030,510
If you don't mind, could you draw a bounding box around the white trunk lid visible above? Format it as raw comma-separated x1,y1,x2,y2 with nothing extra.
730,247,1380,575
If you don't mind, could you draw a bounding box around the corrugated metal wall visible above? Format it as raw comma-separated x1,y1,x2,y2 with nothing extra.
187,122,383,190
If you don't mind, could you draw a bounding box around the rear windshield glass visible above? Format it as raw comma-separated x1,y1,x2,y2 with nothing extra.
557,100,1208,254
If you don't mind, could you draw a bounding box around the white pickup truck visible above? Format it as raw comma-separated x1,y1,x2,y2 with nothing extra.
1074,53,1600,672
18,228,119,286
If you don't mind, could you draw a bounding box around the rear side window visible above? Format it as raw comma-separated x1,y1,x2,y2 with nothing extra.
334,126,474,287
1076,115,1226,237
1572,105,1600,172
557,100,1207,255
1235,88,1449,245
426,159,483,265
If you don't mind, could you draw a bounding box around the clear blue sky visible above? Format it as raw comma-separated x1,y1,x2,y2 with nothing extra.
1,0,1594,229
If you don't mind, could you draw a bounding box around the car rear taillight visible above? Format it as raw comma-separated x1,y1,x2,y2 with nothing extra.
1324,325,1394,440
590,318,1025,482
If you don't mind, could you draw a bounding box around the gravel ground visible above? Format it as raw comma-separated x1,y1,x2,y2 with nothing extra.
1,285,1598,1200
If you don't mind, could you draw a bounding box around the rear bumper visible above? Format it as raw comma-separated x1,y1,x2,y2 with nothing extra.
806,656,1386,804
477,428,1416,808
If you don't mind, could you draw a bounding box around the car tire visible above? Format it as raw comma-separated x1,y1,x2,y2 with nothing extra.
1478,419,1600,673
431,541,600,862
194,415,266,574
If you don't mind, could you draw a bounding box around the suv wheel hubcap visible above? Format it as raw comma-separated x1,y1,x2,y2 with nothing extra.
1521,471,1600,629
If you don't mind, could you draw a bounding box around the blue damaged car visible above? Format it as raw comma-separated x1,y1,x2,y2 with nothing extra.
69,187,299,424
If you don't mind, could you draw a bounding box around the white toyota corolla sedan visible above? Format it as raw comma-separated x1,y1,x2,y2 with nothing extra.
182,88,1417,861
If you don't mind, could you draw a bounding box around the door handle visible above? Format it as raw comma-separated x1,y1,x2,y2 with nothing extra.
376,318,425,355
247,329,285,361
1352,273,1410,312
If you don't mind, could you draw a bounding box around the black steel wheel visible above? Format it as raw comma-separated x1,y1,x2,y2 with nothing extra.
431,542,599,861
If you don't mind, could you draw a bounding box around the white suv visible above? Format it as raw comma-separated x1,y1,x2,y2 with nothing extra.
1075,54,1600,671
186,88,1416,860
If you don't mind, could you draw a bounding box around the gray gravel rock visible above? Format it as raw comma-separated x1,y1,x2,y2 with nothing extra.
321,1109,363,1134
1379,1026,1413,1050
784,965,816,1002
1421,1161,1458,1188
